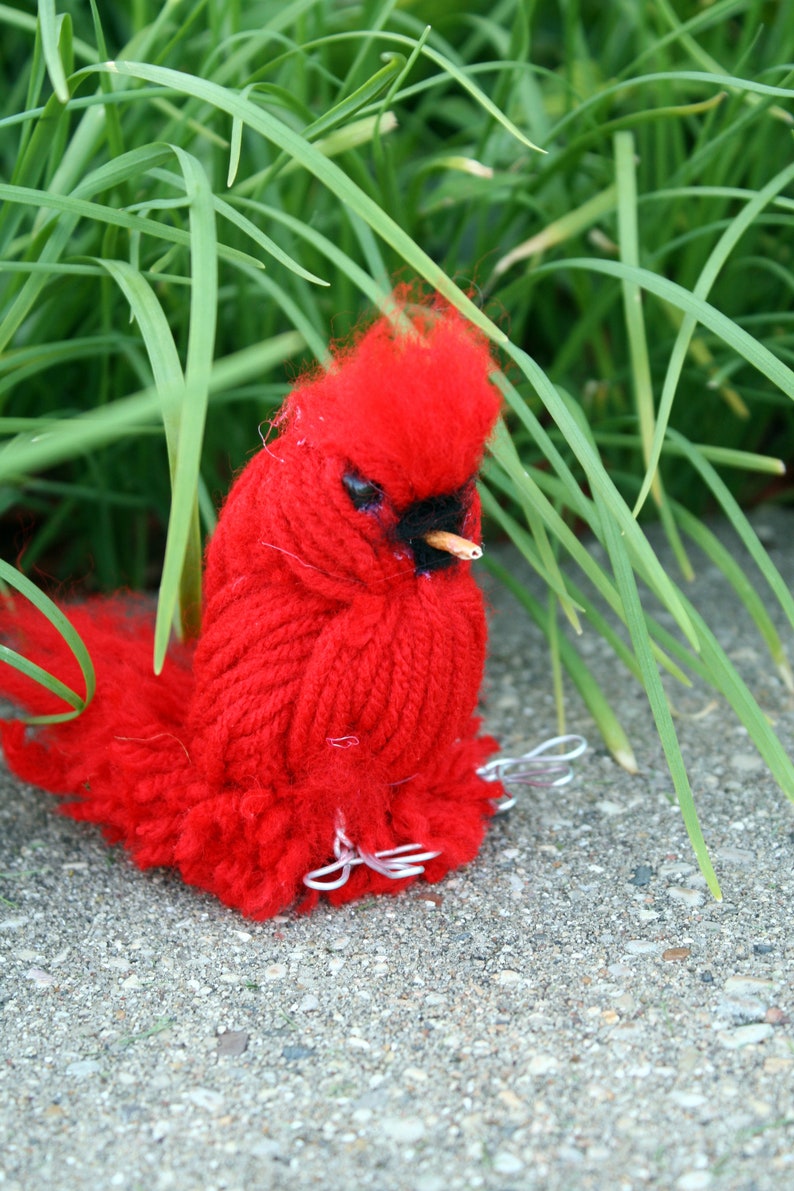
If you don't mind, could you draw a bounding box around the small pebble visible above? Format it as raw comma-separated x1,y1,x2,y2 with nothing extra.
628,865,653,887
217,1030,249,1057
184,1088,224,1111
670,1091,707,1109
250,1139,281,1159
527,1053,557,1075
282,1045,315,1062
26,967,55,987
715,847,754,865
753,943,774,955
666,886,704,907
658,862,695,877
264,964,286,980
718,1023,774,1049
715,995,767,1024
625,941,660,955
65,1059,102,1078
676,1172,712,1190
597,800,625,816
729,752,762,772
663,947,691,962
492,1152,524,1175
723,975,774,995
414,1176,445,1191
347,1036,370,1051
765,1007,788,1025
381,1116,426,1143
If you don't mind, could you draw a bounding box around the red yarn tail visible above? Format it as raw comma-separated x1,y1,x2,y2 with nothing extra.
0,595,197,865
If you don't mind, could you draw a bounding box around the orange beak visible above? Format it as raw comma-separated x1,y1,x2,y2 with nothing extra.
421,530,483,562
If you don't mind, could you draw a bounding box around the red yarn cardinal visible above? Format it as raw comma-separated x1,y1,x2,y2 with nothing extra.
0,297,507,918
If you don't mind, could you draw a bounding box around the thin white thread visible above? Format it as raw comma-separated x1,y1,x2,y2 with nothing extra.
113,732,192,763
257,538,417,587
257,418,285,463
327,735,360,748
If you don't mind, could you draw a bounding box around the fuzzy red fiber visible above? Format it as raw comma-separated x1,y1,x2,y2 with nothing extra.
0,298,506,919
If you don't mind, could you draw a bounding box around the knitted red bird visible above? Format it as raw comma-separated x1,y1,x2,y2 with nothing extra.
0,298,507,918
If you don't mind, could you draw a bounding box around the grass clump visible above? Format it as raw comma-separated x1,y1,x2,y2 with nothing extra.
2,0,794,894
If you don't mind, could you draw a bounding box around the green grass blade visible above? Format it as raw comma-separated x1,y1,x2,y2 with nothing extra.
673,503,794,691
480,473,692,687
0,558,95,723
484,554,639,773
598,498,721,899
633,159,794,514
152,145,217,669
503,344,701,650
665,428,794,633
488,418,583,631
614,130,693,577
677,599,794,803
37,0,69,104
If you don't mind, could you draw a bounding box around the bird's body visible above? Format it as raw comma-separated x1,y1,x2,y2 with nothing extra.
0,300,505,918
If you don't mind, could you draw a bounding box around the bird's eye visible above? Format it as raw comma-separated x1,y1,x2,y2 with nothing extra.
342,471,383,511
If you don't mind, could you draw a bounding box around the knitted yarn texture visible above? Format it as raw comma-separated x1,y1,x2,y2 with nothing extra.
0,301,506,919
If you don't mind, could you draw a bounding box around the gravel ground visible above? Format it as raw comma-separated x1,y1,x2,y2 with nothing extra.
1,509,793,1191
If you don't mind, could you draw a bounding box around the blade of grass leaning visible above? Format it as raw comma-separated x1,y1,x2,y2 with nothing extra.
37,0,69,104
614,130,694,578
547,587,566,737
598,496,721,899
234,52,405,191
270,28,546,153
492,373,593,526
0,558,95,723
87,0,124,161
588,432,784,476
0,183,261,355
483,554,639,772
651,0,794,125
491,184,617,281
479,480,588,613
97,257,204,647
545,70,794,149
232,198,389,310
0,643,83,714
503,345,700,650
489,417,583,631
673,597,794,802
672,503,794,691
479,472,692,687
633,158,794,515
152,145,217,670
665,428,794,633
